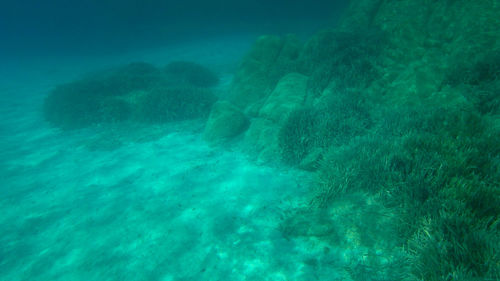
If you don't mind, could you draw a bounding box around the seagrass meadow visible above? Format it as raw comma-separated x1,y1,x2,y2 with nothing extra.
204,0,500,279
1,0,499,280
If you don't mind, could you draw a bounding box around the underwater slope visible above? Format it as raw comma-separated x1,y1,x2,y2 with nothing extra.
208,0,500,280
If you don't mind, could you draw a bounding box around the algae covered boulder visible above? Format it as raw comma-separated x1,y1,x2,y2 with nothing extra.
203,101,249,143
242,118,281,164
233,73,309,164
227,34,302,113
44,61,218,129
258,73,309,124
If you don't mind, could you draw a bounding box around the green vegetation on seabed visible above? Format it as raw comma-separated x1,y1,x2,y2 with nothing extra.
41,0,500,278
210,0,500,279
43,61,219,130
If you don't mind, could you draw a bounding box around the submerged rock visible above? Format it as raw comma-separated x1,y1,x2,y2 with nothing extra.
203,101,249,143
227,34,302,113
242,118,281,164
259,73,309,125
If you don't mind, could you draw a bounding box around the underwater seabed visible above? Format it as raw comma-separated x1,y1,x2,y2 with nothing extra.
0,38,392,281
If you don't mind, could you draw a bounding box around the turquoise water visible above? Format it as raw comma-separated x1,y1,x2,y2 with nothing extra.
0,38,350,281
4,1,498,280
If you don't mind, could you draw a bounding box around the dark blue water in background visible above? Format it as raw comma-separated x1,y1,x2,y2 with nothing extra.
0,0,349,58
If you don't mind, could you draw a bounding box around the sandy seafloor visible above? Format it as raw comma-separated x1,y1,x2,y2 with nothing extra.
0,36,349,281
